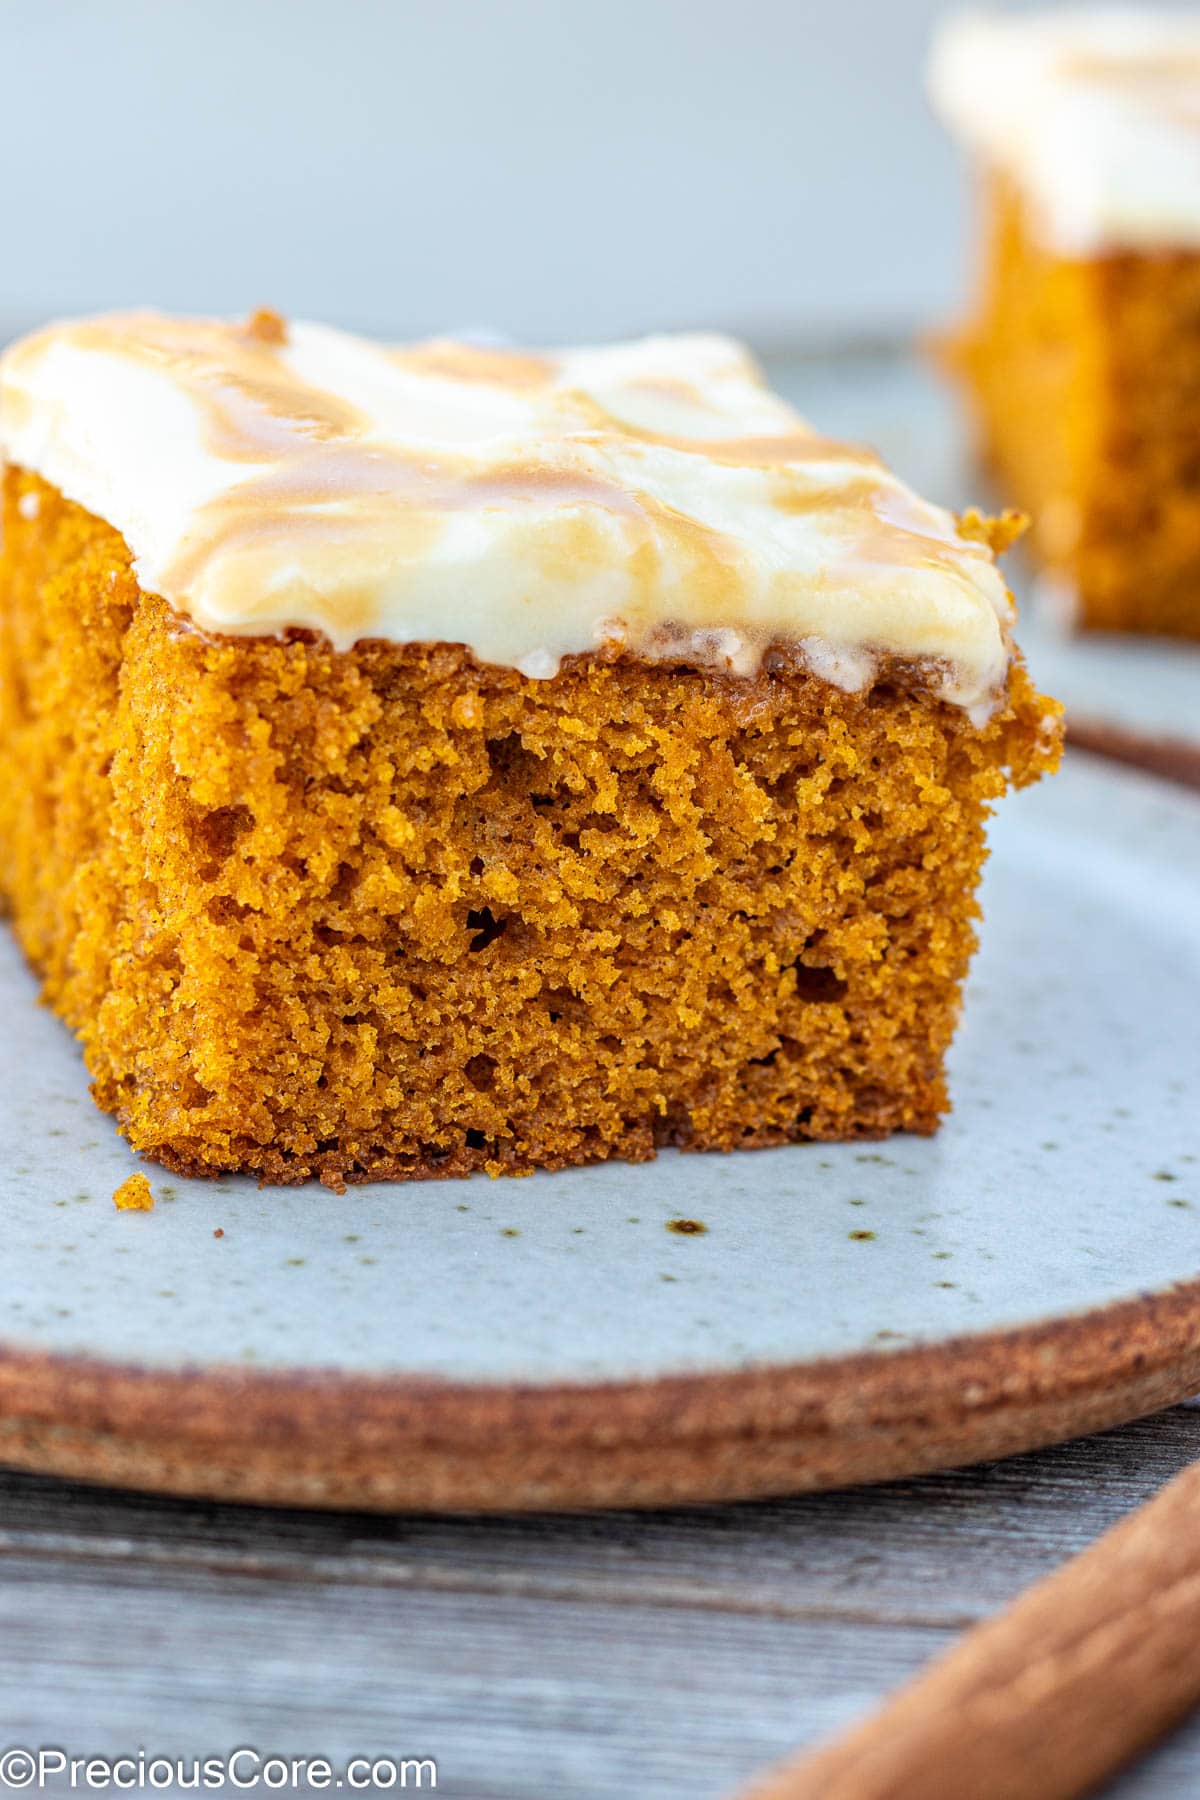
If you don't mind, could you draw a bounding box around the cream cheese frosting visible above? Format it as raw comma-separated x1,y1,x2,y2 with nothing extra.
0,310,1014,718
929,9,1200,253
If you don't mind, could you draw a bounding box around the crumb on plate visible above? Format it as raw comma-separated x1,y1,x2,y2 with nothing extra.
113,1171,154,1211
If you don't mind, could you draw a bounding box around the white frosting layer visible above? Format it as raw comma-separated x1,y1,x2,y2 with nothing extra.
0,311,1013,716
930,9,1200,252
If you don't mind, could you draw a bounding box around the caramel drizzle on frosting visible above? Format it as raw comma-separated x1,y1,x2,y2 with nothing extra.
0,310,1013,716
7,312,366,464
1058,49,1200,130
43,313,961,615
75,315,367,464
391,339,554,389
1060,50,1200,87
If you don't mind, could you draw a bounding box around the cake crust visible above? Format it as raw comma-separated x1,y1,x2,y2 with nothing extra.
0,470,1059,1189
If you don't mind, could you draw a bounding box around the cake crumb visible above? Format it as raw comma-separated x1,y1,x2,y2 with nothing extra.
244,306,287,345
450,691,484,729
956,506,1027,557
113,1172,154,1211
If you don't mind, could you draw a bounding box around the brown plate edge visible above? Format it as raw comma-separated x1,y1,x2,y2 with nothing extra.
0,1278,1197,1511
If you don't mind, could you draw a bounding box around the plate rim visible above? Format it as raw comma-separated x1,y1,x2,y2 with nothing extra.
2,1275,1198,1510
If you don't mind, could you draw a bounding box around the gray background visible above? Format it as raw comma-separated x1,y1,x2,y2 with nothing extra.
5,0,1181,349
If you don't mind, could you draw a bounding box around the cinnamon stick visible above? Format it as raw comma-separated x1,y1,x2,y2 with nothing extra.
739,1458,1200,1800
1067,719,1200,795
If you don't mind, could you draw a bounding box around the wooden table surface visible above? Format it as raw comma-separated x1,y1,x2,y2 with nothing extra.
3,1405,1200,1798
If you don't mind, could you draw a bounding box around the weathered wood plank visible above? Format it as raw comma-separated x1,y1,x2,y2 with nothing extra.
0,1406,1197,1798
0,1565,951,1798
2,1407,1198,1618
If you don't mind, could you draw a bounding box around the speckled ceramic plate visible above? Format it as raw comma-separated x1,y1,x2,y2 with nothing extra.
777,346,1200,782
0,750,1197,1511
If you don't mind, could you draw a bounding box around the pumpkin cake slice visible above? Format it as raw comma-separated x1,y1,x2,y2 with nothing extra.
930,8,1200,638
0,311,1060,1188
